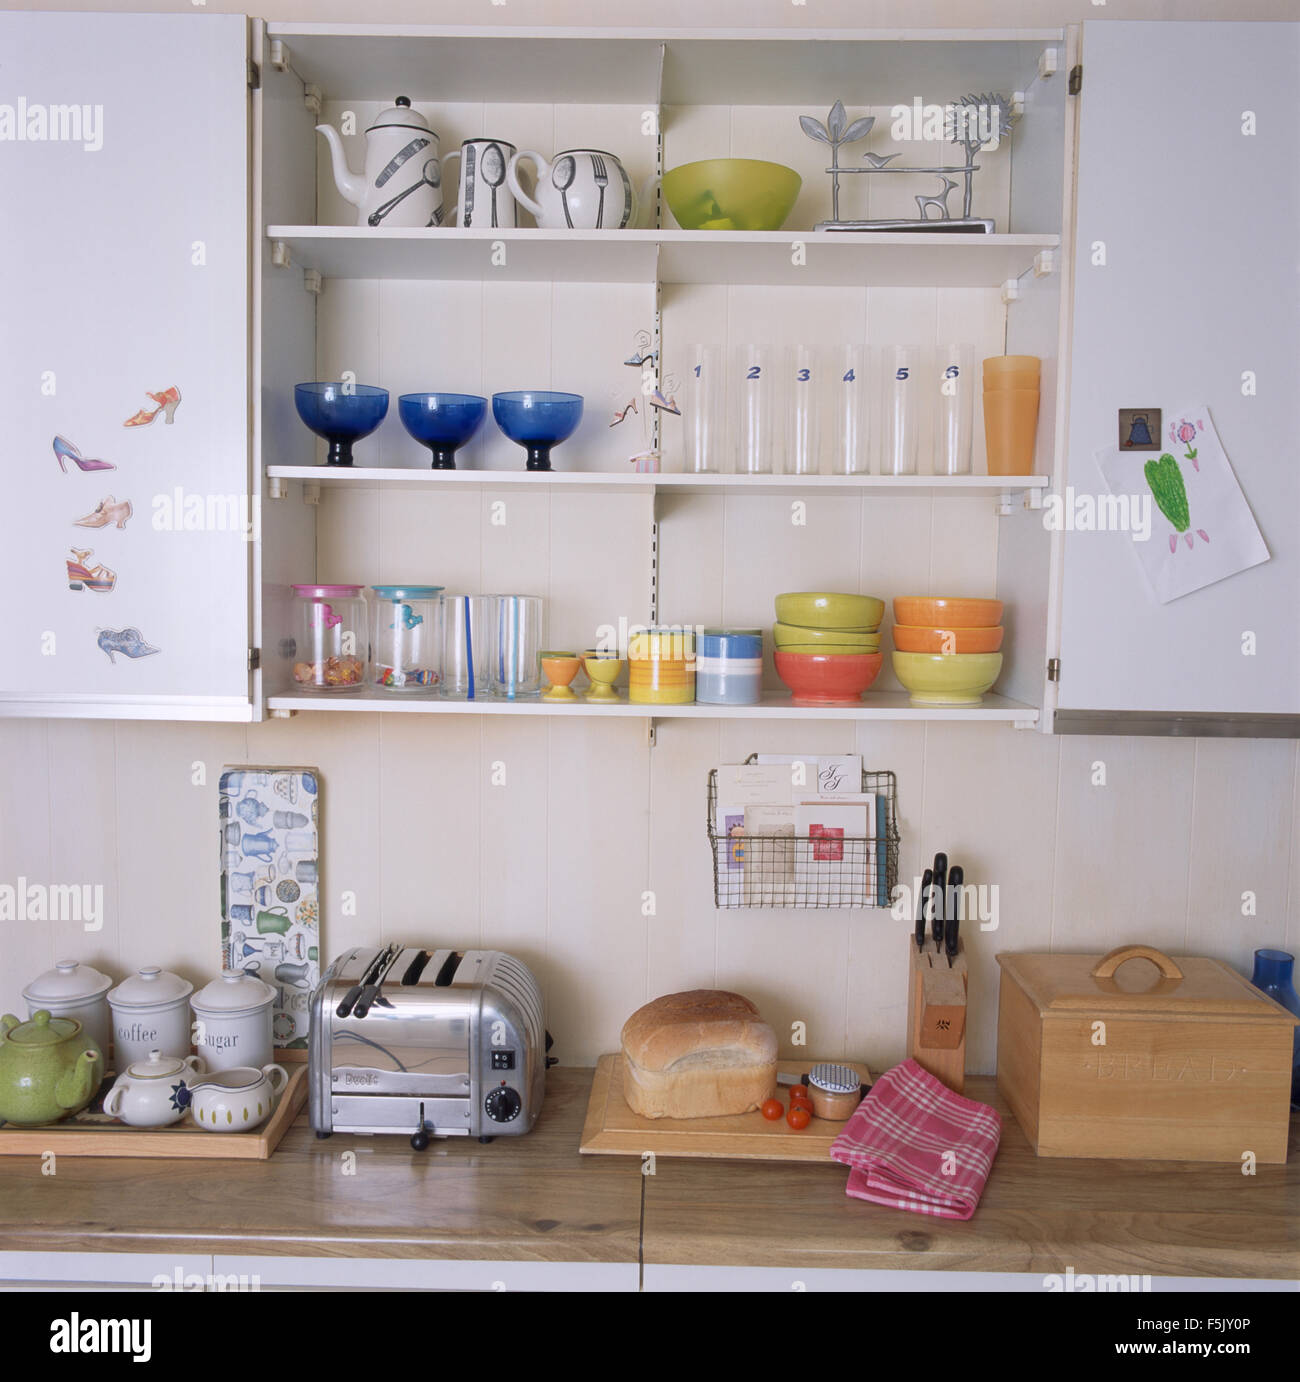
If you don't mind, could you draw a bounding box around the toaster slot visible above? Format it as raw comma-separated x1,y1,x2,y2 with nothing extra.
434,951,464,986
401,950,431,985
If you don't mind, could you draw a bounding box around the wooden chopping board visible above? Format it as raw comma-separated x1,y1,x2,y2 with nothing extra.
579,1053,871,1163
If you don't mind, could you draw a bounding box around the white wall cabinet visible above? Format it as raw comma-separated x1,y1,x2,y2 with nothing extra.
2,16,1293,735
1048,21,1300,734
0,12,256,720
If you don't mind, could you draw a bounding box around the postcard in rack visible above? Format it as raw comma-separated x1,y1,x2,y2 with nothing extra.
794,800,871,907
816,755,863,797
717,764,797,805
742,803,796,905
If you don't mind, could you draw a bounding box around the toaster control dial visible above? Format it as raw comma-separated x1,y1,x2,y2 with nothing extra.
485,1085,522,1123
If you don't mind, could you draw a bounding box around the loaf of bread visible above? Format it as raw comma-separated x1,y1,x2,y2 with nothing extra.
621,989,778,1119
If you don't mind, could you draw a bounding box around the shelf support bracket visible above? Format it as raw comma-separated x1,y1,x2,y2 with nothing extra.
1033,249,1057,278
996,490,1016,517
1024,486,1044,511
1000,278,1022,306
269,38,290,72
303,483,321,506
303,268,323,296
270,708,297,720
268,474,287,501
271,240,291,269
646,718,657,749
1038,48,1060,81
303,84,322,118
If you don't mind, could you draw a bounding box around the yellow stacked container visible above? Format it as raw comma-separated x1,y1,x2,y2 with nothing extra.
628,628,696,704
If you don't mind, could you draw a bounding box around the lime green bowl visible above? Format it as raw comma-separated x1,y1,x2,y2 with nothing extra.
772,622,880,650
774,592,885,630
891,651,1003,706
662,159,802,232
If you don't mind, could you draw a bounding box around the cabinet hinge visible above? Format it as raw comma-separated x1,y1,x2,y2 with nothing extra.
248,648,261,672
1068,65,1082,95
1047,657,1061,683
247,59,261,90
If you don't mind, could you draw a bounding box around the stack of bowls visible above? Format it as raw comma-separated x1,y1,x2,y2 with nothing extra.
772,593,885,706
983,355,1041,476
891,596,1004,705
628,628,696,705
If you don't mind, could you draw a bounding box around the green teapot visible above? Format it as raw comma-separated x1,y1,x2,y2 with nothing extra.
0,1010,104,1125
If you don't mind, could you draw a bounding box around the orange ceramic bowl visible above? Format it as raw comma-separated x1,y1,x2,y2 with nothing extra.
891,623,1004,654
774,651,883,707
892,596,1003,629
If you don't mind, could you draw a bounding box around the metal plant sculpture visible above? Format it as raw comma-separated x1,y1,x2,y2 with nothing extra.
946,93,1017,220
799,101,877,223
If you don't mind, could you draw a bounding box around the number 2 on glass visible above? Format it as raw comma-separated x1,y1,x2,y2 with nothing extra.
746,365,761,380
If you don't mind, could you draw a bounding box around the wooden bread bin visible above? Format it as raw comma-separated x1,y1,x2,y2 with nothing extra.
996,944,1298,1163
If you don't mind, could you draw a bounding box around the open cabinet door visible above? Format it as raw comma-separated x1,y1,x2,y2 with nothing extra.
0,11,254,720
1053,20,1300,731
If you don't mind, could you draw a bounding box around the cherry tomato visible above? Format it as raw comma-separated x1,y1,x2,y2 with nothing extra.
760,1098,784,1121
787,1104,812,1130
788,1084,810,1102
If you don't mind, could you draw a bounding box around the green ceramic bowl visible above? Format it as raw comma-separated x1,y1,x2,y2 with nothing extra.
774,592,885,630
772,621,880,650
891,651,1004,706
662,159,802,232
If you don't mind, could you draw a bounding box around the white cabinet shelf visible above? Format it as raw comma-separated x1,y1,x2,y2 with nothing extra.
267,691,1039,725
266,227,1059,288
265,466,1049,500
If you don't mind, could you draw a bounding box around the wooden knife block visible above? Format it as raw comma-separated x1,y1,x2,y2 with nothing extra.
906,937,968,1094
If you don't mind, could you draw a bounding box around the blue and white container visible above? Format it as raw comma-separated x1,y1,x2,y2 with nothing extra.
695,629,763,705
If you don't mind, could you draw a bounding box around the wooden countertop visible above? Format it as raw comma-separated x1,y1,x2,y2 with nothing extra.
0,1069,1294,1279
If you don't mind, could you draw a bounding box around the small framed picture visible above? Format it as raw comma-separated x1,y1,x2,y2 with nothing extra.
1118,408,1161,452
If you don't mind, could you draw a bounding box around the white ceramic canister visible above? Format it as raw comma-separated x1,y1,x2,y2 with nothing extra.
103,1049,206,1128
107,966,194,1068
190,970,276,1072
22,959,113,1063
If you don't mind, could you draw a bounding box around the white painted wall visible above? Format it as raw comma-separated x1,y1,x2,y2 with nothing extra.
1,714,1295,1071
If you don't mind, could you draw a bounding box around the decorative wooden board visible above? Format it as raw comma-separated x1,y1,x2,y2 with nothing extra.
0,1063,307,1160
579,1054,871,1164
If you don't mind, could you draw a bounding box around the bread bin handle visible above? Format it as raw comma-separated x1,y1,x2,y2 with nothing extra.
1091,944,1184,981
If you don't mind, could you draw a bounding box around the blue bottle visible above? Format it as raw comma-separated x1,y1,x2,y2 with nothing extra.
1250,948,1300,1107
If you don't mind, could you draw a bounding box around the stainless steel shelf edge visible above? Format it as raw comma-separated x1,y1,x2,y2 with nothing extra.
1052,710,1300,739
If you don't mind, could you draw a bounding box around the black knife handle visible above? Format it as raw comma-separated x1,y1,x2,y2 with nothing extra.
931,853,947,947
946,865,963,959
915,867,933,950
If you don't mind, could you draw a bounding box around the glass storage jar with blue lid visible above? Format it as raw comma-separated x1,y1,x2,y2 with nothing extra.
370,585,445,692
695,628,763,705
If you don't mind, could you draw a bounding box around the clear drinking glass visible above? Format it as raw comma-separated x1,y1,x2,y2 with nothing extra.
786,345,822,476
683,344,725,474
442,594,494,699
490,594,544,699
934,343,974,476
878,345,926,476
732,343,778,475
829,344,868,475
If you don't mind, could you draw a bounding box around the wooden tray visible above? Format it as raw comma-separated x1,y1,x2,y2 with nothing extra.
0,1063,307,1160
579,1053,871,1164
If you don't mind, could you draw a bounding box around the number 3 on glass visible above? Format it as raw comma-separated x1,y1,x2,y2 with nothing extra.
796,369,811,383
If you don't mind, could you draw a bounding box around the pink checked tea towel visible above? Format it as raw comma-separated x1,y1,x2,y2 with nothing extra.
829,1059,1001,1220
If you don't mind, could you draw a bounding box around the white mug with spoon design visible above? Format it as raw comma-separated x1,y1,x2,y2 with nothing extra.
506,148,648,230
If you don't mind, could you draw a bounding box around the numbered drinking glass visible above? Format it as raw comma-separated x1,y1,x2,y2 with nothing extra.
934,344,974,476
878,345,925,477
732,344,779,475
490,594,544,700
442,594,494,699
683,344,725,473
786,345,822,476
829,345,868,475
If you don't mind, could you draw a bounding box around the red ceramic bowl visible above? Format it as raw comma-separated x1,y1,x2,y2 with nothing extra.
774,651,884,707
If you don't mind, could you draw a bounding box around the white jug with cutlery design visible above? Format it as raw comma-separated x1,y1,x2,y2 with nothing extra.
316,96,452,228
506,148,646,230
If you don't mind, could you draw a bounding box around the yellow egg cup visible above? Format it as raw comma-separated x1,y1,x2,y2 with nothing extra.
582,652,623,703
541,651,583,701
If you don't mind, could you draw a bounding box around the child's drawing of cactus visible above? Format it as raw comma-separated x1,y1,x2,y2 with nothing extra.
1144,451,1210,553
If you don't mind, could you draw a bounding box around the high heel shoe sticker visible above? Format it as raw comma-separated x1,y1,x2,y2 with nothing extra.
123,386,181,427
53,436,114,473
66,548,117,594
96,627,160,662
609,397,638,428
73,496,132,530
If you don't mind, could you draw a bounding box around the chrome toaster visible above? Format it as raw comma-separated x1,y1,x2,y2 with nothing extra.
309,944,553,1149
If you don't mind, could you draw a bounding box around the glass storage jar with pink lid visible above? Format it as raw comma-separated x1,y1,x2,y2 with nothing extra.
290,584,368,691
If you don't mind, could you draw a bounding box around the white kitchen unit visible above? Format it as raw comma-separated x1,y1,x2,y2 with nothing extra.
0,11,256,721
1045,21,1300,735
4,17,1292,734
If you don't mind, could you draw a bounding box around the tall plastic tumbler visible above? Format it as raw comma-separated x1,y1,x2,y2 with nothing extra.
683,344,725,473
934,343,974,476
786,345,822,476
490,594,544,699
733,344,778,475
830,344,868,475
878,345,925,476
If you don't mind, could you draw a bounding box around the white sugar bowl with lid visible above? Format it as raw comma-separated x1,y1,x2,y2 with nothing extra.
190,971,276,1072
22,960,113,1062
107,966,194,1068
103,1049,206,1128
